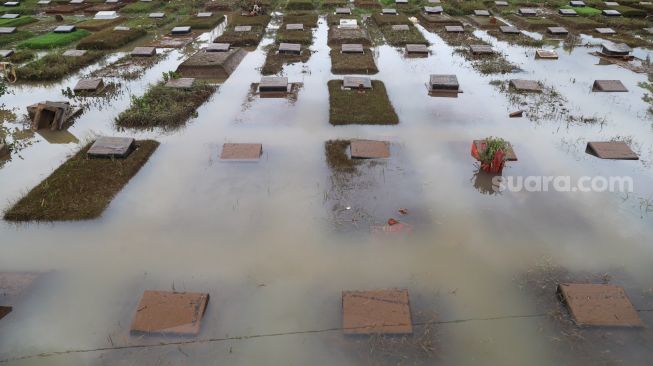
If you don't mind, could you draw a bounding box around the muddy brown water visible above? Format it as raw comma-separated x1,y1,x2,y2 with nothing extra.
1,13,653,366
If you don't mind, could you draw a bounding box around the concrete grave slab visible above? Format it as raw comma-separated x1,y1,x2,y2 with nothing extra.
595,27,616,34
343,75,372,89
424,6,443,14
604,1,619,5
1,13,20,19
114,26,131,31
586,141,638,159
559,8,578,15
259,76,289,92
342,43,364,53
592,79,627,92
495,0,508,5
395,0,407,3
430,74,459,91
474,9,490,16
547,26,569,35
0,27,17,34
63,49,87,57
601,41,631,56
286,23,304,31
602,9,621,16
131,46,156,57
519,8,537,16
0,49,14,58
569,0,585,5
339,19,358,29
234,25,251,32
206,43,230,52
342,290,412,335
510,79,543,92
171,26,191,35
428,0,441,3
500,25,520,34
3,2,19,6
176,48,246,79
131,291,209,336
473,139,517,160
165,77,195,88
445,25,464,32
392,24,409,31
406,43,428,54
558,284,643,326
335,7,351,14
148,12,165,18
470,44,493,54
69,0,84,4
87,136,135,158
197,12,213,17
37,0,51,4
535,49,558,59
278,42,301,54
220,143,262,160
73,78,104,92
54,25,76,33
382,8,397,14
94,10,117,19
350,139,390,158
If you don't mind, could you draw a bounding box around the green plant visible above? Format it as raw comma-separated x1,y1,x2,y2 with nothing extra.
479,137,509,164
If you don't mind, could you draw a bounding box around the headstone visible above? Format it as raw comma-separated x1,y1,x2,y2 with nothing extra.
592,79,628,92
278,42,301,55
335,7,351,14
130,291,210,335
131,46,156,57
220,143,262,160
519,8,537,16
474,9,490,16
149,12,165,18
0,27,17,34
197,12,213,17
424,6,443,14
430,74,459,91
62,49,86,57
259,76,288,92
569,0,585,5
171,26,191,35
395,0,407,3
392,24,409,31
602,9,621,16
0,49,13,58
559,8,578,15
339,19,358,29
350,139,390,159
585,141,638,159
510,79,543,92
595,27,616,34
342,290,412,335
547,26,569,35
558,284,643,326
73,78,104,92
601,41,631,56
3,2,19,6
445,25,464,33
114,26,130,31
343,75,372,89
37,0,51,4
535,49,558,59
382,8,397,14
342,43,364,53
106,0,118,3
406,43,428,54
165,77,195,88
470,44,493,54
206,43,230,52
495,0,508,5
94,11,118,19
53,25,76,33
500,25,520,34
1,13,20,19
87,137,136,158
286,23,304,31
234,25,251,32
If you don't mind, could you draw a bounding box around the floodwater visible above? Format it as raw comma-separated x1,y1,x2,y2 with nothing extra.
1,12,653,366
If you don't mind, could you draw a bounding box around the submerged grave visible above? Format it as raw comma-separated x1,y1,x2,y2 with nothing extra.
331,47,378,74
406,43,429,54
131,46,156,57
176,48,247,79
73,77,105,94
601,41,631,57
342,290,413,335
585,141,638,159
350,139,390,159
131,291,209,336
220,143,263,160
592,79,628,92
278,42,301,55
429,74,460,96
27,101,81,131
510,79,543,92
558,284,643,327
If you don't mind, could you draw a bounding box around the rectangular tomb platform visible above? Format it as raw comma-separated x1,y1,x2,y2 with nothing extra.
559,8,578,16
601,41,631,56
342,289,413,335
234,25,252,32
176,48,247,79
206,43,230,52
343,75,372,89
382,8,397,14
592,79,628,92
558,284,643,327
130,291,210,336
595,27,616,34
0,27,17,34
585,141,638,159
286,23,304,31
519,8,537,16
406,43,429,54
171,26,192,35
87,136,136,158
547,26,568,35
350,139,390,159
220,143,263,160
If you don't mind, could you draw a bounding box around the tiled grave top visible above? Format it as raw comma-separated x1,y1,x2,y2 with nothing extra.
500,25,520,34
259,76,289,92
94,10,118,19
342,290,413,335
519,8,537,15
569,0,585,5
535,49,558,59
424,5,443,13
547,26,568,34
350,139,390,159
558,284,643,326
171,26,191,34
220,143,263,160
559,8,577,15
130,291,210,335
602,9,621,15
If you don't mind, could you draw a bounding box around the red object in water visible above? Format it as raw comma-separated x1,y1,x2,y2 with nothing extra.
398,208,408,215
387,218,399,226
490,17,497,24
471,141,505,174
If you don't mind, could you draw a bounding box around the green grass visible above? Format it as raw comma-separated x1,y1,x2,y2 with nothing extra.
18,29,90,49
16,51,103,81
214,26,266,46
121,1,160,13
330,49,378,74
116,81,216,129
7,49,34,63
560,5,602,15
177,14,225,29
328,79,399,125
261,45,311,74
321,0,348,8
3,140,159,222
380,24,428,46
0,30,33,47
276,29,314,44
282,12,319,27
443,0,487,15
0,16,36,27
286,0,316,10
371,13,411,25
76,28,146,50
75,18,124,31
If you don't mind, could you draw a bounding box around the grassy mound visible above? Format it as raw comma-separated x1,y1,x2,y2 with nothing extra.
214,27,265,46
76,28,146,50
380,25,428,46
282,12,318,27
0,16,36,27
16,51,103,81
276,29,313,44
178,14,225,29
328,79,399,125
330,49,378,74
4,140,159,222
371,13,411,26
0,31,33,47
286,0,316,10
75,18,124,31
261,45,311,74
121,1,160,13
18,29,90,49
229,14,271,26
116,81,215,129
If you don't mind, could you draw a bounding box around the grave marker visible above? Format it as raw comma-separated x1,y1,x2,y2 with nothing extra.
382,8,397,14
149,12,165,18
406,43,428,54
335,7,351,14
62,49,86,57
392,24,409,31
602,9,621,16
342,43,364,53
592,80,627,92
424,6,443,14
0,27,17,34
430,74,459,92
445,25,464,33
470,44,493,54
0,49,14,58
586,141,638,159
559,8,578,16
509,79,542,92
73,78,104,92
130,291,210,336
547,26,569,35
165,77,195,88
535,49,558,59
278,42,301,55
558,284,643,326
286,23,304,31
0,13,20,19
350,139,390,159
54,25,76,33
474,9,490,16
500,25,520,34
220,143,263,160
234,25,251,32
88,137,136,158
259,76,289,92
519,8,537,16
342,290,413,335
206,43,230,52
171,26,191,35
343,75,372,89
131,46,156,57
595,27,616,34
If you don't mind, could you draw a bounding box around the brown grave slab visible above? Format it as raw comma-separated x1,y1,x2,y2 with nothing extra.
558,284,643,327
406,43,428,54
131,46,156,57
559,8,578,16
547,26,568,35
342,43,364,53
586,141,638,160
0,306,11,321
510,79,543,92
473,139,517,161
130,291,209,336
430,74,459,91
519,8,537,16
87,136,136,159
535,49,558,59
592,80,627,92
165,77,195,88
342,289,413,335
220,143,262,160
445,25,464,33
0,272,39,305
335,7,351,14
73,78,104,92
500,25,520,34
470,44,493,54
350,139,390,159
343,75,372,89
278,42,301,55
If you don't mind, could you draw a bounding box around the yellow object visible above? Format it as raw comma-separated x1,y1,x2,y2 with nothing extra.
0,62,17,83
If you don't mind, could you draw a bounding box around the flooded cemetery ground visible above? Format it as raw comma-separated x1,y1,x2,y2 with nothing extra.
1,0,653,364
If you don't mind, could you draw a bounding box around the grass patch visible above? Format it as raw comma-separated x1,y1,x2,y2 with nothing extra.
16,51,103,81
610,5,647,17
121,1,160,13
76,28,146,50
487,29,546,47
380,24,428,46
3,140,159,222
560,5,602,15
75,18,124,31
443,0,487,15
214,27,266,46
276,29,313,44
555,14,602,29
286,0,316,10
282,12,319,27
354,0,382,8
7,49,34,63
371,13,411,26
321,0,348,8
0,30,33,47
328,27,372,45
177,14,225,29
18,29,90,49
261,45,311,74
508,15,560,30
330,48,378,74
228,14,271,26
639,74,653,115
326,14,361,25
599,15,650,29
325,139,360,173
116,81,215,129
328,79,399,125
0,16,36,27
455,49,517,74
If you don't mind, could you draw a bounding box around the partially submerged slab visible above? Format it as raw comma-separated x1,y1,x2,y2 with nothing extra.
473,139,517,160
220,143,263,160
406,43,428,54
470,44,493,54
595,27,616,34
350,139,390,159
131,291,209,336
558,284,643,327
73,77,104,92
500,25,520,34
601,42,631,56
510,79,543,92
430,74,459,92
165,77,195,89
592,80,627,92
342,289,412,335
87,136,135,158
131,46,156,57
586,141,638,159
176,48,247,79
547,26,569,35
259,76,289,92
63,49,87,57
535,49,558,59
